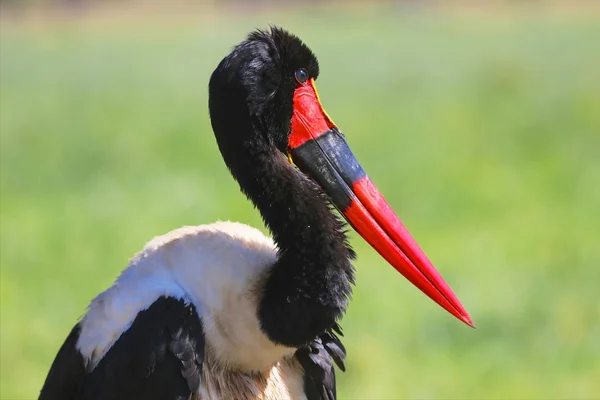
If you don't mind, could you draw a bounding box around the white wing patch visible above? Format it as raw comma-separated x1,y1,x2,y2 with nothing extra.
76,221,295,373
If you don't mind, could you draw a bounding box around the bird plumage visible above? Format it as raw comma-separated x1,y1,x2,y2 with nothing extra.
40,222,345,399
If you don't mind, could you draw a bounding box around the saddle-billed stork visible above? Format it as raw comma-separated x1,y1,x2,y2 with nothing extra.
39,27,473,400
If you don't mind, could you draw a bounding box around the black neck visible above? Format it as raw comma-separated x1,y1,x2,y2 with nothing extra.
230,145,355,347
208,49,355,346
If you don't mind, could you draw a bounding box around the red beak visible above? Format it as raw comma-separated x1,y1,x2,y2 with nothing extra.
288,79,474,327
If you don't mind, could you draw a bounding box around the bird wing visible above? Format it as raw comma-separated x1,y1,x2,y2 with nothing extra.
39,296,205,400
38,324,87,399
295,323,346,400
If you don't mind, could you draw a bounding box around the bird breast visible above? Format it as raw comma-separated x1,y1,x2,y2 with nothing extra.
200,354,306,400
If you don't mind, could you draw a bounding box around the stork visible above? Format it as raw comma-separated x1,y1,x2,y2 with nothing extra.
39,27,473,400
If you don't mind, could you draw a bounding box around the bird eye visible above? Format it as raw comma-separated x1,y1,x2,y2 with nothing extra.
295,68,309,84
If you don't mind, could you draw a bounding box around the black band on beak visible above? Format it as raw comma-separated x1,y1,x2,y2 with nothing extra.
290,128,364,211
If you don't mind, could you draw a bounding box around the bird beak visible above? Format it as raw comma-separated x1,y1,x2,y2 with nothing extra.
288,79,474,327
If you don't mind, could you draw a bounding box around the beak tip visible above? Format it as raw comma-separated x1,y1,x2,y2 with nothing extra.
460,313,476,329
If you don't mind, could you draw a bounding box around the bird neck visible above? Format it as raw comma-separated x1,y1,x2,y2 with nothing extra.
232,147,355,347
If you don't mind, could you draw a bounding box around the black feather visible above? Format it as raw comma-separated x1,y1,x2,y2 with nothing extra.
39,325,86,400
296,328,346,400
331,322,344,337
39,296,205,400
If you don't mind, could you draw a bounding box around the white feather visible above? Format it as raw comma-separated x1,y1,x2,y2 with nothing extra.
76,221,296,373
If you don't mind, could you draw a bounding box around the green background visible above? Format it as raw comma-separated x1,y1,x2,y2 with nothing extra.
1,3,599,399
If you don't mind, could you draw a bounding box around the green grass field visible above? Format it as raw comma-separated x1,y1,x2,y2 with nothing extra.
1,4,599,399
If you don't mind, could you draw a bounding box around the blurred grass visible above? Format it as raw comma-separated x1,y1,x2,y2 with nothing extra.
1,4,600,399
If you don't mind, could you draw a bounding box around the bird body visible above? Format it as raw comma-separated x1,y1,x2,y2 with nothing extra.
41,222,342,399
40,27,471,400
78,222,283,375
